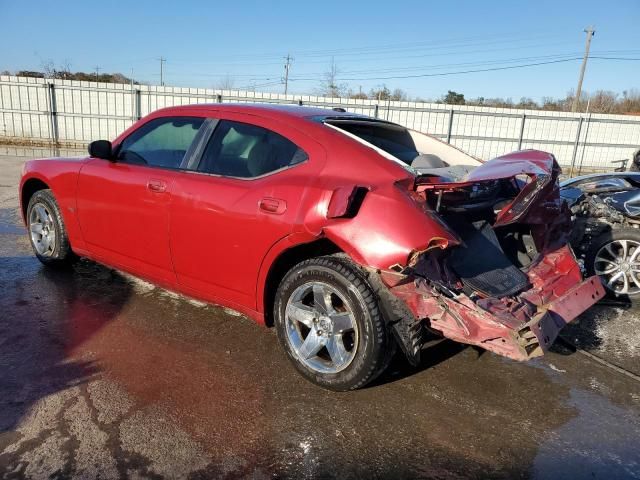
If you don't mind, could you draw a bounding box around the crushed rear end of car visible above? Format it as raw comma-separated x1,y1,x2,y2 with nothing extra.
374,150,606,364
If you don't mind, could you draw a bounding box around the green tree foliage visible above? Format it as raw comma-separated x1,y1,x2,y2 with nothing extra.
6,61,136,84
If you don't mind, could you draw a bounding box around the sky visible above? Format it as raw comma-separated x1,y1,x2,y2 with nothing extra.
1,0,638,101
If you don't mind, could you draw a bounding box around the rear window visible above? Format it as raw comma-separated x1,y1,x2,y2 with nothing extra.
325,120,419,164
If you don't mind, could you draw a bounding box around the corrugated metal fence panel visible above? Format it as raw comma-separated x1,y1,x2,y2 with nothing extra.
1,75,639,171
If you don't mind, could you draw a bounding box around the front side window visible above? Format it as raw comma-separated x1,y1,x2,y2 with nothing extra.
198,120,307,178
118,117,204,169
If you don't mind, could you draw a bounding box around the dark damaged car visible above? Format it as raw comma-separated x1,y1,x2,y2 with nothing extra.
562,171,640,302
19,105,605,390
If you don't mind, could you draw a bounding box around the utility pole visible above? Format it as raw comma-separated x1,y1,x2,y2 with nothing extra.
572,26,595,112
94,66,101,81
283,54,292,95
158,57,166,86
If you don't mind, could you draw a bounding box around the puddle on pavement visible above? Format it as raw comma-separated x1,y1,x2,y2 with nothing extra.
532,388,640,479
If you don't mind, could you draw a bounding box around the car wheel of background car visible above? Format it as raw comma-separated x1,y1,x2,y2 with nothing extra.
585,228,640,301
274,256,393,391
26,189,76,267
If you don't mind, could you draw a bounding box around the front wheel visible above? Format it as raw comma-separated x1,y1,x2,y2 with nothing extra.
585,228,640,302
274,256,392,391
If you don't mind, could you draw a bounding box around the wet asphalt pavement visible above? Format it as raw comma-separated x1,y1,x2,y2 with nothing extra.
0,152,639,479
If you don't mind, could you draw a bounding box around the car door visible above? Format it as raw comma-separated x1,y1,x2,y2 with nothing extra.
76,116,205,286
168,114,325,310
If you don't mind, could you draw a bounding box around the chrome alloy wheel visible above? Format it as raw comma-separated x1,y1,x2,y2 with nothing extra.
29,202,56,257
594,239,640,295
284,281,359,374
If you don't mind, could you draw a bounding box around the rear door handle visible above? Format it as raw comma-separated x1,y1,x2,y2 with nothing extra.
147,179,167,193
259,197,287,215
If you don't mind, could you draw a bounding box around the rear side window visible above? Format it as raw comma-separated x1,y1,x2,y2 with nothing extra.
198,120,307,178
118,117,204,169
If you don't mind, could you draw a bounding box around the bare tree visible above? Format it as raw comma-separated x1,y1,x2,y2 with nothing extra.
516,97,538,109
41,59,72,79
215,74,236,90
41,60,56,78
390,88,408,101
620,89,640,114
317,58,348,98
588,90,617,113
369,85,391,101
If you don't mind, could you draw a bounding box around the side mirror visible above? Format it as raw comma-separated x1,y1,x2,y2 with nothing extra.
88,140,113,160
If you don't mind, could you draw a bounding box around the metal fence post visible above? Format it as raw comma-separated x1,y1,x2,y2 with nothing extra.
569,117,584,177
374,104,379,118
517,113,526,150
46,82,59,145
577,113,592,176
446,108,454,144
134,89,141,120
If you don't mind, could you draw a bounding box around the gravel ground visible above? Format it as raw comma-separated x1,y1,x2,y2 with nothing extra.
1,151,639,479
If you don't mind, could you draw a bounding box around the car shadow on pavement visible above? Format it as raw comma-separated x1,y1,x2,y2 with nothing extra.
550,300,629,356
0,254,133,435
371,339,469,387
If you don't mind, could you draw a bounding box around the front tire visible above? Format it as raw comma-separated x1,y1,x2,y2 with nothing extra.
274,256,392,391
26,189,76,267
585,227,640,302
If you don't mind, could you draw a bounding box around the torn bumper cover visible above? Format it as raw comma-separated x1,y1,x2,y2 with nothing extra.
383,245,605,361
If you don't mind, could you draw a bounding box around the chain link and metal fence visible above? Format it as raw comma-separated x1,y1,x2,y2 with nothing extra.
1,75,639,172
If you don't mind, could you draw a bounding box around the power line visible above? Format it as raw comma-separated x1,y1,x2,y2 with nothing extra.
290,57,583,82
160,40,576,68
250,31,570,60
149,31,569,64
237,80,283,90
590,56,640,61
319,52,586,76
159,52,585,82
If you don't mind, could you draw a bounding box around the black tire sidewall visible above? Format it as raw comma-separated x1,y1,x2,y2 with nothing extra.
274,257,387,391
27,190,72,265
585,227,640,301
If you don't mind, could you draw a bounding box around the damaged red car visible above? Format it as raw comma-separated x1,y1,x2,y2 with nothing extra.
20,104,605,390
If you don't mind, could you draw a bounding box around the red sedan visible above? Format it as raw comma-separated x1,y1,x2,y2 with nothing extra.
20,104,604,390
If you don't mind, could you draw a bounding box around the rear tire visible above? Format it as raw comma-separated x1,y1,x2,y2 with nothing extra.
26,189,76,267
585,227,640,302
274,256,392,391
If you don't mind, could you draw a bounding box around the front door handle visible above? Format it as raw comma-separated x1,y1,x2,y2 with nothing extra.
259,197,287,215
147,179,167,193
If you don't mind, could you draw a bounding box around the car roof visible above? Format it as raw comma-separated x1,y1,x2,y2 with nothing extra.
152,103,374,122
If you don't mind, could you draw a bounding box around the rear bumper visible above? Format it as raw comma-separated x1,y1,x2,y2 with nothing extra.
385,245,606,361
499,275,604,359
